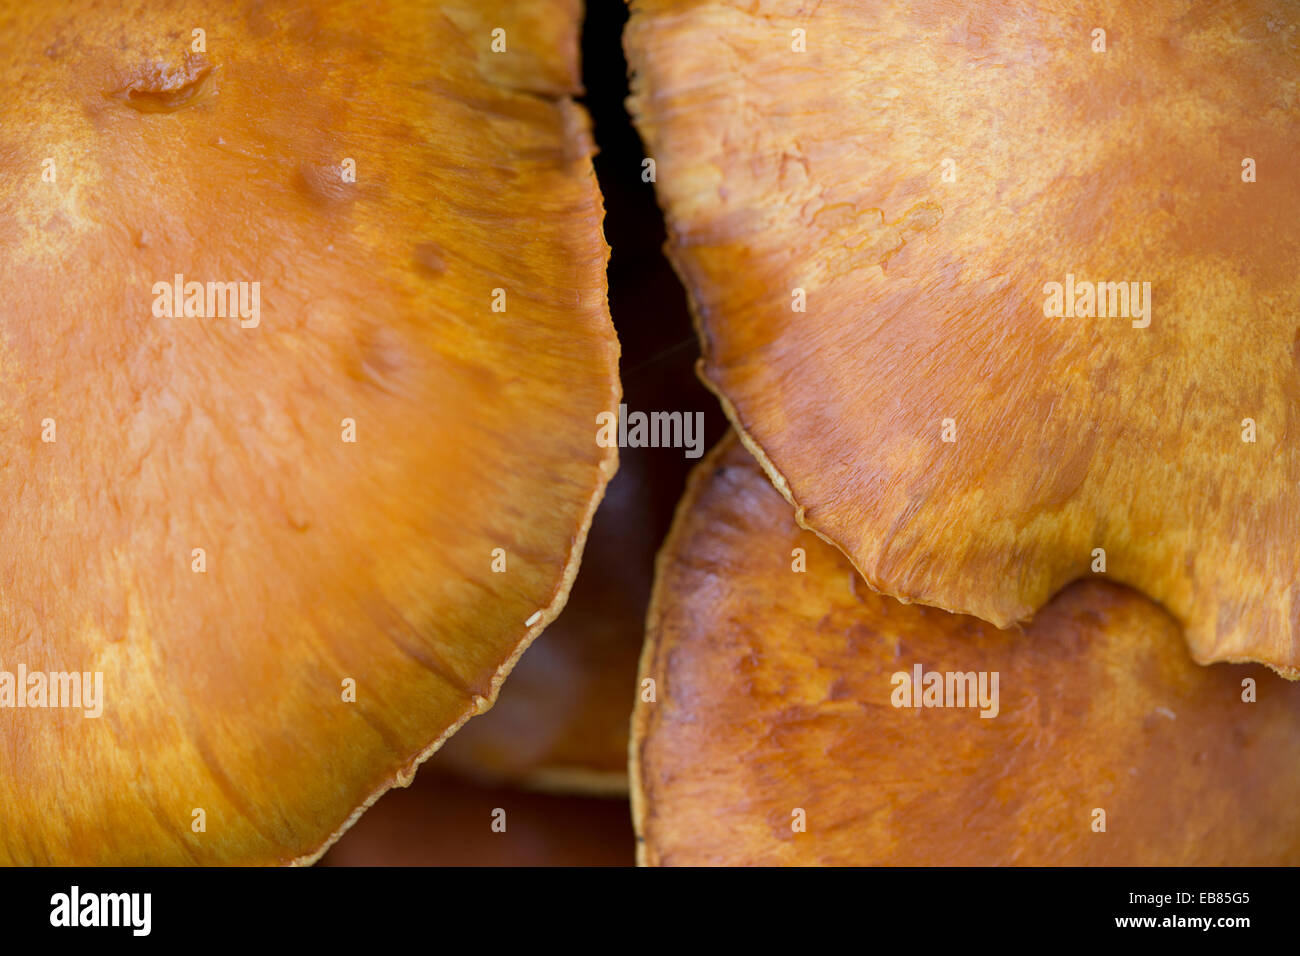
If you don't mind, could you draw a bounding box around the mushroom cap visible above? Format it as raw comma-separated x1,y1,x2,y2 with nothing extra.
633,434,1300,865
0,0,617,863
626,0,1300,674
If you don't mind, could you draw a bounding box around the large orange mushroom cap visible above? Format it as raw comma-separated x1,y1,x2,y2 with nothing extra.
0,0,618,863
633,434,1300,865
625,0,1300,675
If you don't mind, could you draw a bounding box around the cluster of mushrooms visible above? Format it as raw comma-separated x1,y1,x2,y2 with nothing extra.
1,0,1297,865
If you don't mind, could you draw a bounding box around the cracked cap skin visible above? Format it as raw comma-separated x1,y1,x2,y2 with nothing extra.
625,0,1300,676
633,433,1300,865
0,0,618,863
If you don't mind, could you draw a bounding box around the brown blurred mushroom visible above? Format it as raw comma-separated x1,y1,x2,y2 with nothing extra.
319,771,634,867
625,0,1300,675
0,0,617,864
633,434,1300,865
435,448,654,794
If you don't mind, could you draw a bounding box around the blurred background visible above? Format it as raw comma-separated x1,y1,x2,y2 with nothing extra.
321,1,727,867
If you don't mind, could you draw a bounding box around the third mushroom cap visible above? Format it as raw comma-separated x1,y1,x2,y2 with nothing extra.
634,434,1300,865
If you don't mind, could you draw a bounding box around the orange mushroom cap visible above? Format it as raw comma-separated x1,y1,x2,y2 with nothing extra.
633,434,1300,865
0,0,617,863
626,0,1300,675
